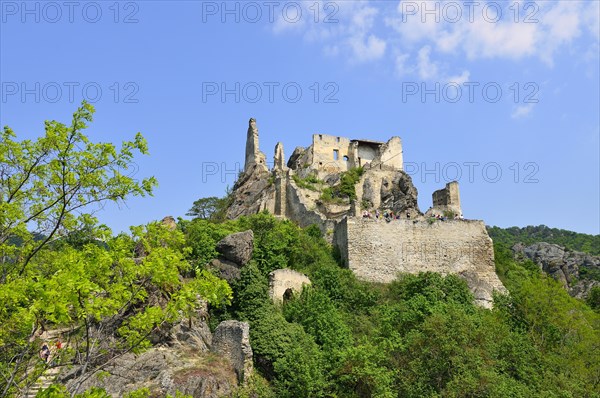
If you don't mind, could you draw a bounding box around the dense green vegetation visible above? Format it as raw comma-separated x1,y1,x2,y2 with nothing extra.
0,105,232,397
186,214,600,397
2,106,599,397
487,225,600,255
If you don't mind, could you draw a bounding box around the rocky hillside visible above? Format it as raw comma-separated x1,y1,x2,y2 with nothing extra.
60,318,237,397
488,225,600,299
512,242,600,299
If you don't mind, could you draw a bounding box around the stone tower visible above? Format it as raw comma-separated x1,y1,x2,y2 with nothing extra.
244,118,267,172
432,181,462,216
273,142,287,216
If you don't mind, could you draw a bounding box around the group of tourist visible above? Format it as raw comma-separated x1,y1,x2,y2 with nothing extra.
430,213,463,221
39,339,63,364
361,209,465,222
362,209,407,222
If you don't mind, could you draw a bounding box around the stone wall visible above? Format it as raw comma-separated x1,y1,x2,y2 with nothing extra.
335,217,506,308
268,269,311,304
431,181,461,216
310,133,353,174
244,118,267,172
211,320,253,384
372,137,403,170
356,142,378,166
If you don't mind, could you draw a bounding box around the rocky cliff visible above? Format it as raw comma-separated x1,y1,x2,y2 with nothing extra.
512,242,600,299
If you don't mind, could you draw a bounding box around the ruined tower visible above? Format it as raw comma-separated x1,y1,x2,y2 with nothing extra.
274,142,287,216
431,181,462,216
244,118,267,172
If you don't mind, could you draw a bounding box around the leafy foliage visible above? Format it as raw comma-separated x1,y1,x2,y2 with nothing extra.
320,166,364,203
0,102,157,280
291,174,323,192
202,213,600,397
0,106,231,397
186,189,234,222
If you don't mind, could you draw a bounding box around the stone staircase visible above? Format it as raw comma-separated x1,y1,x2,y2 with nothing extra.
21,329,68,398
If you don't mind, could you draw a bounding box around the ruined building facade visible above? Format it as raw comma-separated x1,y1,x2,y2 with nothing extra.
226,119,506,307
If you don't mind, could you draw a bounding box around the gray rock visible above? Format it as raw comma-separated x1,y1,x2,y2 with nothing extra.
211,320,253,384
209,258,242,283
64,348,237,398
513,242,600,299
62,315,236,398
287,146,305,169
390,171,420,214
215,230,254,266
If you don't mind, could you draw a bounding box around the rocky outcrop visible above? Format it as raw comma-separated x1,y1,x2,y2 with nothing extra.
161,216,177,231
209,258,242,284
512,242,600,299
64,347,237,398
211,321,253,384
62,315,238,398
358,169,421,216
268,269,311,304
209,230,255,283
287,147,305,169
226,163,274,219
216,230,254,266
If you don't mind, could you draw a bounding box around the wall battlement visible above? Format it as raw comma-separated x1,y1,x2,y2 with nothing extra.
334,217,507,308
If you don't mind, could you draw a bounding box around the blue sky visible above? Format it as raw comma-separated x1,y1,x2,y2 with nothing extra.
1,0,599,234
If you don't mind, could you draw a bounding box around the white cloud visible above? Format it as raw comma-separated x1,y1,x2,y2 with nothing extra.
348,34,386,62
447,70,470,85
416,46,439,79
511,103,535,119
268,1,598,77
394,53,412,76
280,1,386,62
386,1,597,67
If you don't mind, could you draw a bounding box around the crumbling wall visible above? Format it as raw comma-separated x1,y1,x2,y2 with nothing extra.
309,134,353,175
335,217,506,308
356,142,379,166
211,320,253,384
268,269,311,304
431,181,461,216
371,137,403,170
245,118,268,172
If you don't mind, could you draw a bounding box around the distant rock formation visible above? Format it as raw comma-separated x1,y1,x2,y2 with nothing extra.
513,242,600,299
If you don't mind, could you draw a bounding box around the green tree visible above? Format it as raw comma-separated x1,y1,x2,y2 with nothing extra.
0,101,156,279
186,196,219,219
0,104,233,397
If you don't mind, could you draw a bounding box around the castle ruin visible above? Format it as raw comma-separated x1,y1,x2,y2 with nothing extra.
226,119,506,307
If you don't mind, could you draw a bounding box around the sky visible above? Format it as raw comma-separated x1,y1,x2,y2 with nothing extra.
0,0,599,235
